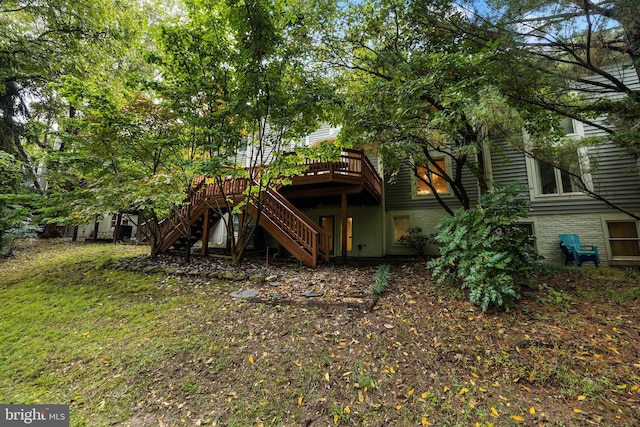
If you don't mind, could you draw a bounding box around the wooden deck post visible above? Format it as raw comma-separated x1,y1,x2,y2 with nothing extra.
341,193,348,261
201,207,210,257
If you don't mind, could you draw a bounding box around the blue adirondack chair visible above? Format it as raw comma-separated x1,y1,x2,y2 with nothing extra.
559,234,600,266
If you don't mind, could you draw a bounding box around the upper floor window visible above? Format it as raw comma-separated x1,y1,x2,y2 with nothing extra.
525,118,592,199
415,158,449,196
535,150,582,195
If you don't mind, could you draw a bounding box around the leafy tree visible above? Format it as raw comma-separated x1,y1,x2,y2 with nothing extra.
0,151,30,254
325,0,503,214
58,90,188,257
156,0,334,264
1,0,154,238
464,0,640,172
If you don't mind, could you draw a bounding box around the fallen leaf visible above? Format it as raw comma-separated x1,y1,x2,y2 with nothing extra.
511,415,524,421
529,407,535,415
407,389,414,397
577,395,586,401
395,404,402,410
421,416,431,426
248,355,254,364
491,407,499,418
459,388,469,395
344,406,350,414
297,396,302,406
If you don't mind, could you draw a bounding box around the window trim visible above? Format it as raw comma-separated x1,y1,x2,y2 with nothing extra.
412,157,451,199
391,214,412,246
524,120,592,201
602,217,640,262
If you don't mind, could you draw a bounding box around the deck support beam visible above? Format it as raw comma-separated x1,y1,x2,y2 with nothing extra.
201,207,210,256
341,193,347,261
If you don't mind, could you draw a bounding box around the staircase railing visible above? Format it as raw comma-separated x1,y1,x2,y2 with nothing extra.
255,187,330,263
159,175,329,265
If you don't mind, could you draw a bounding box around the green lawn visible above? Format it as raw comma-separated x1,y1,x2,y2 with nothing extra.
1,240,639,426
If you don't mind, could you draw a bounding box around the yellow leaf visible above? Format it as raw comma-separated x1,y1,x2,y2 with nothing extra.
407,389,414,397
479,387,487,393
617,384,627,390
443,386,450,393
631,385,639,392
324,372,330,382
459,388,469,395
333,414,339,424
421,392,428,399
577,395,586,401
511,415,524,421
421,416,431,426
529,407,535,415
395,404,402,410
573,408,584,413
248,355,254,364
358,391,364,403
344,406,350,414
297,396,302,406
490,407,499,418
389,366,396,374
471,372,479,378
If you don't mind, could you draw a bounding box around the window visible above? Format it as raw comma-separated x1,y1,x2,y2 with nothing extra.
535,151,582,195
560,117,575,135
514,222,536,248
525,119,591,198
110,214,118,229
416,159,448,195
392,215,411,243
607,221,640,258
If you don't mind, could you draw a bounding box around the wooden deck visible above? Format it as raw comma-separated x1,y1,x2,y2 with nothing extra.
158,149,383,266
283,149,383,204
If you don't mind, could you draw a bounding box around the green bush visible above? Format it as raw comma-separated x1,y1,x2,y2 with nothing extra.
427,183,540,311
399,227,432,255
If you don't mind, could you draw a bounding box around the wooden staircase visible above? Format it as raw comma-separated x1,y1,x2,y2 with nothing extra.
158,178,330,267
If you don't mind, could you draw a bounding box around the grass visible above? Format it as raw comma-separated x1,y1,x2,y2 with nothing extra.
1,240,640,426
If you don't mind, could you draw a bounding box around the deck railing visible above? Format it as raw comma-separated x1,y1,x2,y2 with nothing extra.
294,149,382,199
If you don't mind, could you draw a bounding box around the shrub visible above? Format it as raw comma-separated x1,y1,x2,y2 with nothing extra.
371,264,391,295
398,227,432,255
427,183,541,311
